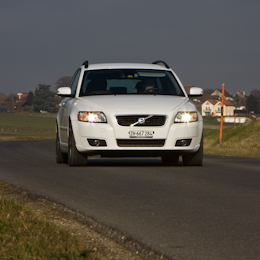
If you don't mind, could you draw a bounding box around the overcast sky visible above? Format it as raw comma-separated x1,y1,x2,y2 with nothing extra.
1,0,259,96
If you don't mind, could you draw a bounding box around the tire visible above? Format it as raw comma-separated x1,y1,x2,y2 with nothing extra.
56,129,68,164
182,137,203,166
68,123,88,166
161,154,179,165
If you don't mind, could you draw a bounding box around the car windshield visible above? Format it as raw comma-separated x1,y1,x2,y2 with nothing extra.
79,69,185,96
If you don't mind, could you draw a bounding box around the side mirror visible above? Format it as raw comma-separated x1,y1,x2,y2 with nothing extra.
188,87,203,97
57,87,72,97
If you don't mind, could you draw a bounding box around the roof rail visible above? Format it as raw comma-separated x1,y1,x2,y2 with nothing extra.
82,60,89,68
152,60,170,69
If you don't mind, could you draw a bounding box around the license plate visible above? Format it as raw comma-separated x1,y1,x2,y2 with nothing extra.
128,130,154,138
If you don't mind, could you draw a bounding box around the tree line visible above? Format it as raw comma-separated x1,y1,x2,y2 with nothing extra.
1,76,71,114
246,89,260,114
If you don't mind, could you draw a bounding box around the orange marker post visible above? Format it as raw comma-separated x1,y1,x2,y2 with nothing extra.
219,83,225,150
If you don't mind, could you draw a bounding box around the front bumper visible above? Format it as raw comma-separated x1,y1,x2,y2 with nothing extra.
71,119,203,156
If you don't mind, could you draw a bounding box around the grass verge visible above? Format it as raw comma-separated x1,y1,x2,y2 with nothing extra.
204,121,260,158
0,183,99,260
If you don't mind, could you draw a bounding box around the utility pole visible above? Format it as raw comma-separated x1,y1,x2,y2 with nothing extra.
220,84,225,150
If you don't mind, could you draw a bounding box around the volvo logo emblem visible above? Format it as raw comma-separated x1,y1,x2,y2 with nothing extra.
130,115,153,127
138,118,146,124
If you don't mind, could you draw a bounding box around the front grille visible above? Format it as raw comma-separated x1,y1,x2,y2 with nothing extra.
116,115,166,127
117,139,165,147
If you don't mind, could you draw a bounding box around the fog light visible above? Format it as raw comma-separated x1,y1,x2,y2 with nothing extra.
88,139,107,146
94,140,100,146
175,139,192,146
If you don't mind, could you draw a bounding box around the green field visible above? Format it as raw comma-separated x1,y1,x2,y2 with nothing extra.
0,114,56,140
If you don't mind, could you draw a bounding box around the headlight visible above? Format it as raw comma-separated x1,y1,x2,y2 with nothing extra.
174,112,198,123
78,112,107,123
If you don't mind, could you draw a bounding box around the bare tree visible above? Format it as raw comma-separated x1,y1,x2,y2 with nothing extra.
6,93,17,102
250,89,260,97
56,76,72,90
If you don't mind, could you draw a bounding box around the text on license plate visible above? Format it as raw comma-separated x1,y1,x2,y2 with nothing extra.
128,130,154,138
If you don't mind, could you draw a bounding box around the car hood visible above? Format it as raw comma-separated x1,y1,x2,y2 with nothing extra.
76,95,191,114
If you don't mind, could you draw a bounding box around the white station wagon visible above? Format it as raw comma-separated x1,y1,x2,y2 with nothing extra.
56,61,203,166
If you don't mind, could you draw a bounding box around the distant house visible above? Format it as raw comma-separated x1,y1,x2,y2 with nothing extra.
16,92,28,102
211,89,234,102
22,101,32,112
0,93,7,102
233,90,247,107
202,99,235,117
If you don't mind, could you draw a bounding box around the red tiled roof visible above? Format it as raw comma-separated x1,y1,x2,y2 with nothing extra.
223,100,234,106
16,93,29,100
203,99,219,105
203,99,234,106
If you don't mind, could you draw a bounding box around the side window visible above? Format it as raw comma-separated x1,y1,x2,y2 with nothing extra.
69,69,81,96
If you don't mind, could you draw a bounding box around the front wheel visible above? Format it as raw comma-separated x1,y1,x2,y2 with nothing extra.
68,123,88,166
182,137,203,166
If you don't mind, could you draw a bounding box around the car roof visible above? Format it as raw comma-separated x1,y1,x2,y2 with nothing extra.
84,63,171,71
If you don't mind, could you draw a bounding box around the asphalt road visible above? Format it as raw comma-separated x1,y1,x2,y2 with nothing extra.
0,140,260,260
